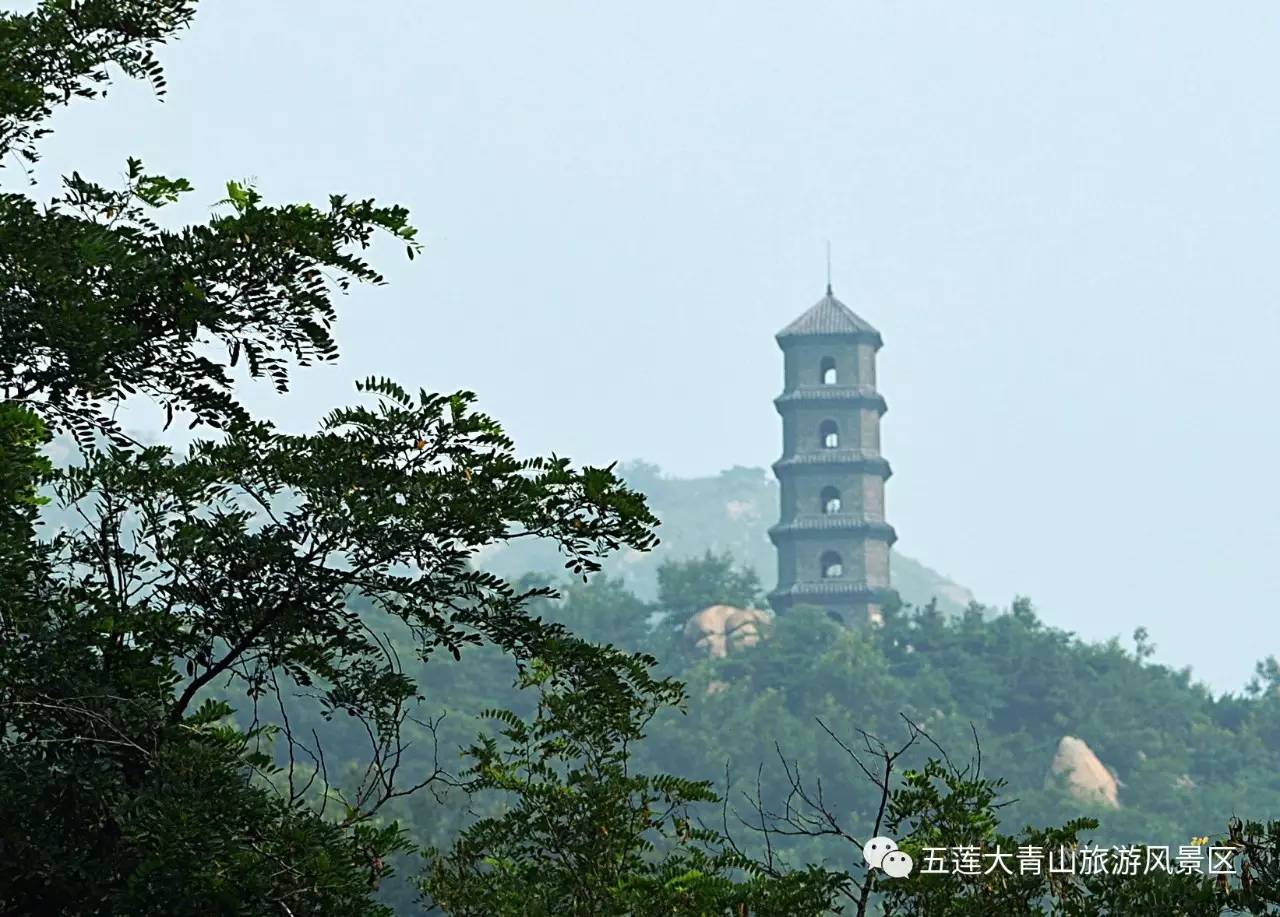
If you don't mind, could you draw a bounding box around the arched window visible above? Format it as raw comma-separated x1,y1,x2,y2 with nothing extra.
820,551,843,578
821,486,842,514
819,420,839,449
820,357,838,385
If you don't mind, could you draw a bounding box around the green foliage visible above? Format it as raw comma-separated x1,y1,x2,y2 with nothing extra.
0,1,196,169
879,757,1280,916
2,3,422,445
880,759,1100,915
657,550,763,618
393,576,1280,912
0,3,660,912
0,403,51,596
644,597,1280,858
532,572,656,650
0,693,409,915
420,644,844,916
1,153,418,443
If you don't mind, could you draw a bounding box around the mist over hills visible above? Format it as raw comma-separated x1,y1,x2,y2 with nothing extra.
480,460,975,615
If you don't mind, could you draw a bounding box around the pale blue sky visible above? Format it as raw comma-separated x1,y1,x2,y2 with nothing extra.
32,1,1280,693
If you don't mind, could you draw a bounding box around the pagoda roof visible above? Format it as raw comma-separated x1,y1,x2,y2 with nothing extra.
777,290,882,343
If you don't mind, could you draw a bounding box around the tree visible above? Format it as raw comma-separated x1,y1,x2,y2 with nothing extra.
537,573,656,651
879,756,1280,915
0,2,660,912
420,643,843,916
736,715,1280,916
0,403,51,608
657,550,763,620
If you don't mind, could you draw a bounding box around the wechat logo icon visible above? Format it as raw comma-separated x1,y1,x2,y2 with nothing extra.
863,836,914,879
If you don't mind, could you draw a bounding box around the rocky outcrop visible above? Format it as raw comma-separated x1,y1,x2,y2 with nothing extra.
725,608,771,652
684,605,733,658
1047,736,1120,809
684,605,772,658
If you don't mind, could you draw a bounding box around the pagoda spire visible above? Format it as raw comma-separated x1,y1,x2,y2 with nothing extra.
826,240,833,296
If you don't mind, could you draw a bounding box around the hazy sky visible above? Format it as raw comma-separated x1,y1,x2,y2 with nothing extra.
32,1,1280,693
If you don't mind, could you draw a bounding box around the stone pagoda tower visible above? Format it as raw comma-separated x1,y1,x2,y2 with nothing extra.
767,284,898,625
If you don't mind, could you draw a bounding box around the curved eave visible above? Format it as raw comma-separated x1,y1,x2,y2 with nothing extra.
768,582,898,602
774,386,887,414
772,451,893,478
775,329,883,349
769,517,897,544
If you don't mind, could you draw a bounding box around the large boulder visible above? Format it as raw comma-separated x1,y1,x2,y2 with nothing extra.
683,605,735,658
725,608,772,652
1047,736,1120,809
684,605,772,658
